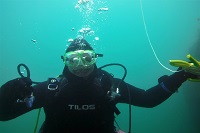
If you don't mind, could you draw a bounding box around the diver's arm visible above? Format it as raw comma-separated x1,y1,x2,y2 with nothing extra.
0,79,46,121
117,71,187,107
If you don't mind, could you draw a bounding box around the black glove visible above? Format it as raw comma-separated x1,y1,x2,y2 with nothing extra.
158,69,189,93
177,67,199,80
0,77,33,102
158,67,199,93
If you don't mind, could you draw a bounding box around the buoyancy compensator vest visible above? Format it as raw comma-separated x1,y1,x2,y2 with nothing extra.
40,69,121,133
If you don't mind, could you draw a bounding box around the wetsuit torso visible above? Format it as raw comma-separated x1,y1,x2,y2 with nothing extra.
39,71,116,133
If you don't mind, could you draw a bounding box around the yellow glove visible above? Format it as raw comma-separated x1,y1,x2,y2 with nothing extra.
169,54,200,82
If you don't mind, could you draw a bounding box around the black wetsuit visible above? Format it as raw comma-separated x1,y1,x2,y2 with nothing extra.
0,66,187,133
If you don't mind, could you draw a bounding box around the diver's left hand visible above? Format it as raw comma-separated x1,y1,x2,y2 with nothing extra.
178,67,200,81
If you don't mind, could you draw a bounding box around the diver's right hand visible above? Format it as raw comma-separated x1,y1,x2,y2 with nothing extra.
0,77,33,101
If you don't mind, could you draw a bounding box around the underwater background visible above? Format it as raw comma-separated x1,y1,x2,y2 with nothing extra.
0,0,200,133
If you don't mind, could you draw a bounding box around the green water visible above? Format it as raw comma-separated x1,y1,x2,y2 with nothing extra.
0,0,200,133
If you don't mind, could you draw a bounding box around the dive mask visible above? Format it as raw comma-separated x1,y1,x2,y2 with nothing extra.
62,50,98,67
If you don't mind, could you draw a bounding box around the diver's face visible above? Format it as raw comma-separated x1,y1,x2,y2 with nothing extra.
68,64,95,77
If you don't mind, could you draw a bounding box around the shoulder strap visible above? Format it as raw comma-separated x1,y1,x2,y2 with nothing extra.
95,70,113,91
45,75,67,105
47,75,68,91
99,70,121,115
47,78,60,91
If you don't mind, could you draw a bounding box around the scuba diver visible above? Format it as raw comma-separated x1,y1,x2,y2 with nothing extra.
0,38,199,133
